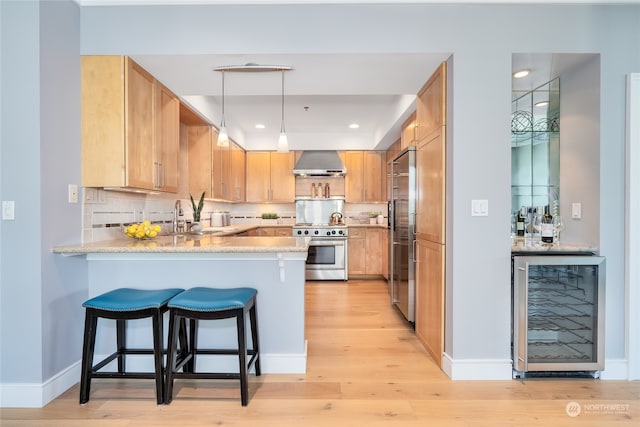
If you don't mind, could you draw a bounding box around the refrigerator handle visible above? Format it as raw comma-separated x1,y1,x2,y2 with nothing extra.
412,239,417,263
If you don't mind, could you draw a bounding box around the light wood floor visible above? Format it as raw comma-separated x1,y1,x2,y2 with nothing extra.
2,279,638,426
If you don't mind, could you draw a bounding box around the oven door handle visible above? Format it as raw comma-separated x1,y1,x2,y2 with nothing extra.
310,239,346,246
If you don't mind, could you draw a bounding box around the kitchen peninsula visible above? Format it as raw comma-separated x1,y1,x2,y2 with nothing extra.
53,234,310,374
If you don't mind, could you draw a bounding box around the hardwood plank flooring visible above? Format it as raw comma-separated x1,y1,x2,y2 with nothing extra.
2,279,638,426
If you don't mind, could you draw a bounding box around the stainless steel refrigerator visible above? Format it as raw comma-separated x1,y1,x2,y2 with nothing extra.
389,148,416,322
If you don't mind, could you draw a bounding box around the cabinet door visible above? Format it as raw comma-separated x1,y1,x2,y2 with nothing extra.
416,62,446,142
401,113,416,149
348,228,366,275
270,152,295,202
416,128,445,243
363,151,384,202
415,238,444,367
381,228,389,279
365,228,383,275
212,142,230,200
187,125,212,199
155,81,179,192
246,152,271,202
125,58,156,190
344,151,364,202
230,142,245,201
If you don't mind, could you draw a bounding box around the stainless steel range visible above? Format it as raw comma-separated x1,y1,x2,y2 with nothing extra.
293,224,348,281
293,196,348,281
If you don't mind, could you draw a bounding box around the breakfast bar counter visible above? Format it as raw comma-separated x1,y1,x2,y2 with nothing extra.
53,235,311,374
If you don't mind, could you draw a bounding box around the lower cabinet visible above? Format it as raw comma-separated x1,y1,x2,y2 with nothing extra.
256,227,292,237
348,227,387,277
415,238,445,368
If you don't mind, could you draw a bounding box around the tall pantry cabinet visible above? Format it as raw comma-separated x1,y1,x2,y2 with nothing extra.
414,61,447,368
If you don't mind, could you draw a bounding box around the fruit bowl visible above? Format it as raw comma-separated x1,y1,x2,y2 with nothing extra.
124,221,162,240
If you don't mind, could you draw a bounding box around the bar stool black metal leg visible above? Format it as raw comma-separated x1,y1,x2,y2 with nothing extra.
152,309,164,404
79,310,97,404
249,304,261,376
116,319,126,373
188,318,198,372
165,311,179,404
236,311,248,406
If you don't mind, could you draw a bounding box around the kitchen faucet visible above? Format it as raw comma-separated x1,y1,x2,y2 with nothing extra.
173,200,184,233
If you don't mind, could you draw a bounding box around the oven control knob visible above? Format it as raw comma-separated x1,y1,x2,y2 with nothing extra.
314,230,319,235
304,230,309,235
296,230,302,235
326,231,331,236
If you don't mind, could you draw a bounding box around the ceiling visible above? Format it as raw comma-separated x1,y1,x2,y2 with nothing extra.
132,53,450,151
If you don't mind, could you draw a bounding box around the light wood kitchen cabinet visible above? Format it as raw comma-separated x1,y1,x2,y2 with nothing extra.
212,141,230,200
401,112,417,150
416,127,445,243
416,62,446,143
343,151,386,202
415,238,444,368
256,227,292,237
82,56,179,192
187,125,213,199
348,228,367,276
348,227,387,277
245,151,295,202
230,142,245,202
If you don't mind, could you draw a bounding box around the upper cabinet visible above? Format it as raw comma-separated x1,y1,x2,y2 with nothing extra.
187,125,213,199
401,113,417,150
82,56,179,192
416,62,446,143
342,150,386,202
245,151,295,203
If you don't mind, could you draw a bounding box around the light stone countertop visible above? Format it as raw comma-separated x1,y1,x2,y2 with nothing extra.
511,237,598,254
53,233,311,255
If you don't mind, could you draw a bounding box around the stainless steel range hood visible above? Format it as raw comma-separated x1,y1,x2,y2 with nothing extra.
293,150,346,176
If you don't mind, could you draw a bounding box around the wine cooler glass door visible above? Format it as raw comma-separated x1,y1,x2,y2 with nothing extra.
513,255,605,374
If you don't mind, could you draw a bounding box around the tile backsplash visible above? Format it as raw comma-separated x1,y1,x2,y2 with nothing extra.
83,188,388,242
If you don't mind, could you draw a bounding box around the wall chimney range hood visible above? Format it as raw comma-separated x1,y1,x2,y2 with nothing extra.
293,150,346,176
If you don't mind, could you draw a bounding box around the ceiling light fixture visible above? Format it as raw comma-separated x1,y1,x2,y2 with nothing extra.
535,101,549,107
278,69,289,153
513,69,530,79
213,63,293,151
349,123,359,129
255,124,266,129
217,70,229,147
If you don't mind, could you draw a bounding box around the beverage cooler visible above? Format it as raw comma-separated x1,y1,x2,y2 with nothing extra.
512,254,605,378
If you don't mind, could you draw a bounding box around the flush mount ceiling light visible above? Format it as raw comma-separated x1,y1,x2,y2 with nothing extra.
349,123,360,129
255,124,266,129
213,63,294,151
513,69,530,79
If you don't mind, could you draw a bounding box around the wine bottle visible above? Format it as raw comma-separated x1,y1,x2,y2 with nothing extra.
516,207,525,237
541,206,554,244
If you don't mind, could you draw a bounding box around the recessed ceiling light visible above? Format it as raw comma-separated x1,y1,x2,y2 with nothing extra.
535,101,549,107
513,69,530,79
255,124,266,129
349,123,359,129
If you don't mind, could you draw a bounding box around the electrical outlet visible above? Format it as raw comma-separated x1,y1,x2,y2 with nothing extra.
68,184,78,204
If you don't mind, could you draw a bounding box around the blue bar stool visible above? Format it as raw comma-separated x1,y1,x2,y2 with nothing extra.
79,288,185,405
165,287,261,406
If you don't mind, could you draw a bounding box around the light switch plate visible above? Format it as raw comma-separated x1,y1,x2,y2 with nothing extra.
2,201,15,220
572,202,582,219
471,199,489,216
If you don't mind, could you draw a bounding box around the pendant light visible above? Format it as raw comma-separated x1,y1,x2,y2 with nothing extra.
277,69,289,153
217,70,229,147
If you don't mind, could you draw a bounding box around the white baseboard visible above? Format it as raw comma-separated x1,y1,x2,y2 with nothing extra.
442,353,513,380
0,361,81,408
600,358,629,380
0,344,307,408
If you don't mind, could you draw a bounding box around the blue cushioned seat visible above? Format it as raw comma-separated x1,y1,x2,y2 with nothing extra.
168,287,257,312
165,286,261,406
83,288,184,311
79,288,186,405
